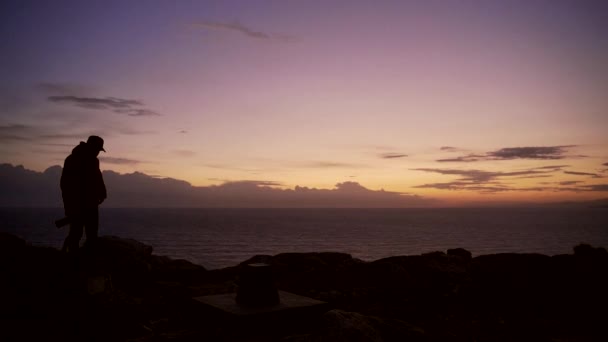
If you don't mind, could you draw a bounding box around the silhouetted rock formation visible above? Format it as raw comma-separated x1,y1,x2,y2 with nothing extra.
1,232,607,341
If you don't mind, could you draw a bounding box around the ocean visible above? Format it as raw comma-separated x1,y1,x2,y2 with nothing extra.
1,207,607,269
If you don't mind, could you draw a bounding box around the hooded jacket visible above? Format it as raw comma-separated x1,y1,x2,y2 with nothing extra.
60,142,107,215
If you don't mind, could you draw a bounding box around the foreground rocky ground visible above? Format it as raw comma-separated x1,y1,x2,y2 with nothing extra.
1,232,607,341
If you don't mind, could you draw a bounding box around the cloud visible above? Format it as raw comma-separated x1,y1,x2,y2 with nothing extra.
437,146,577,162
0,164,435,208
0,123,97,146
512,174,553,179
488,146,575,160
0,124,32,142
192,21,296,42
559,181,582,186
173,150,197,157
113,127,157,135
411,167,560,193
414,182,514,193
219,180,284,188
581,184,608,192
437,154,485,162
114,109,161,117
0,124,30,132
38,133,89,140
564,171,602,178
36,82,95,96
380,153,408,159
99,157,144,165
439,146,465,152
202,163,262,173
533,165,570,170
412,168,549,182
48,96,141,109
303,161,364,168
0,121,156,149
412,166,608,194
48,95,161,117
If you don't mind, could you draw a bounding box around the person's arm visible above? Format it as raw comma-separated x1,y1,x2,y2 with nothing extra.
96,159,107,204
61,157,76,216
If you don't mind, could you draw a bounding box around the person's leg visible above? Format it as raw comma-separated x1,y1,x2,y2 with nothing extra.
84,207,99,248
65,218,84,253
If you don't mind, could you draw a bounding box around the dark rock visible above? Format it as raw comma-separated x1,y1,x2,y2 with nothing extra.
574,243,608,257
75,236,155,292
321,310,384,342
151,256,206,283
236,263,279,307
284,309,427,342
447,248,472,260
242,252,363,274
2,232,607,342
0,232,26,252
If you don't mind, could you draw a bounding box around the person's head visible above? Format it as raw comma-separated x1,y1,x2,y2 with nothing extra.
86,136,106,157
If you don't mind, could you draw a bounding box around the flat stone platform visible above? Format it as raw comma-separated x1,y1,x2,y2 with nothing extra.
193,290,328,317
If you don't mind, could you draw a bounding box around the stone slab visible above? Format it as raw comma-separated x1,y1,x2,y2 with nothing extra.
193,290,328,317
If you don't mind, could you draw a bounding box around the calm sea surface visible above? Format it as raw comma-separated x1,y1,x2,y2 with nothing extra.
1,207,607,269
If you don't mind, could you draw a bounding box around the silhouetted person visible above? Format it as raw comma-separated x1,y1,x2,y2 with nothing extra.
61,136,107,253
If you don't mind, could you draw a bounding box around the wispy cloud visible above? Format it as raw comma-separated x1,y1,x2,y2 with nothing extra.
0,123,97,145
437,154,485,162
114,108,161,117
564,170,603,178
439,146,465,152
559,180,582,186
218,180,284,188
412,168,550,182
488,146,576,160
48,95,161,117
411,167,560,193
36,82,95,96
0,134,30,142
0,121,154,146
192,21,296,42
48,96,141,109
99,157,144,165
173,150,197,157
380,153,408,159
582,184,608,191
0,124,30,132
533,165,570,170
38,133,89,140
202,163,263,173
304,161,364,168
0,124,30,142
412,166,608,193
437,146,578,162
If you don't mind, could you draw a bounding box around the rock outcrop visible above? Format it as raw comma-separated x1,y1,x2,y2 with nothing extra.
1,232,606,341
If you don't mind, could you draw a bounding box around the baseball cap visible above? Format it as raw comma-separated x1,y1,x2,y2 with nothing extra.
87,135,106,152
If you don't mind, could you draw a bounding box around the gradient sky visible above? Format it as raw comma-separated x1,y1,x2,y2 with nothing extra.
1,0,607,206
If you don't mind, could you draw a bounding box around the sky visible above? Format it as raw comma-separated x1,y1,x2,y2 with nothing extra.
1,0,607,206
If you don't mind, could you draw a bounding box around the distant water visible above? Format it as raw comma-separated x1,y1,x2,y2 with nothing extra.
1,207,607,269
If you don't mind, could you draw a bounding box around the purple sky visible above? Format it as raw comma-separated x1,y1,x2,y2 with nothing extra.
1,0,607,205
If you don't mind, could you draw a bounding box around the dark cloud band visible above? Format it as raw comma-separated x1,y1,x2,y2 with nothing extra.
48,95,160,117
437,146,577,162
564,170,602,178
380,153,408,159
192,21,295,42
